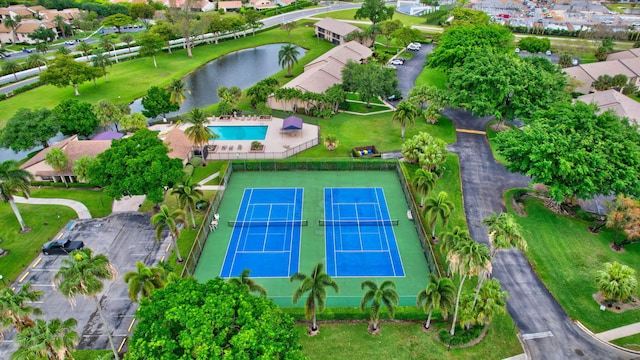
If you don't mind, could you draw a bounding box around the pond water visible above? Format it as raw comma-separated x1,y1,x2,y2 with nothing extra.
129,44,306,118
0,44,305,162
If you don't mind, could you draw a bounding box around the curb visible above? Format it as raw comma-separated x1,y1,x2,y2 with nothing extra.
575,320,640,355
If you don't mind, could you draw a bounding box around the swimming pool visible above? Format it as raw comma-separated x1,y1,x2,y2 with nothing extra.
208,126,268,141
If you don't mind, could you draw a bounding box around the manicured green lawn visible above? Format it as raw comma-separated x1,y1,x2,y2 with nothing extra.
0,25,332,127
0,203,77,286
414,67,447,89
297,314,522,359
192,161,228,184
485,121,510,165
29,188,114,218
507,191,640,333
312,9,431,27
345,93,384,104
611,333,640,350
340,101,392,113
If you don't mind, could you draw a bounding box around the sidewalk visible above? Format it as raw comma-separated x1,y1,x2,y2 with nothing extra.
597,322,640,342
13,196,91,219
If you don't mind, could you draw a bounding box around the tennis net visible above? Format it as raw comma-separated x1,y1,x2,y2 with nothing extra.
227,220,308,227
318,219,399,226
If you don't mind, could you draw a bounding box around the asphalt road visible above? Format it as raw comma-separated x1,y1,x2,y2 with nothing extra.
444,108,636,359
0,213,168,357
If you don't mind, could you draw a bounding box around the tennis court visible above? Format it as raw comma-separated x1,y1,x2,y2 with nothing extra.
220,188,303,278
195,171,431,307
324,187,404,277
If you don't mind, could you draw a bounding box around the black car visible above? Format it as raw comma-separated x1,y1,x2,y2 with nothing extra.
41,238,84,255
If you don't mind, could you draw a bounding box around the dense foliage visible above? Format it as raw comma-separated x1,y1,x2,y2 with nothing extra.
128,278,305,359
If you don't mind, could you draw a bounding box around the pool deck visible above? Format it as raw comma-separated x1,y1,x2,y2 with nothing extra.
201,115,320,160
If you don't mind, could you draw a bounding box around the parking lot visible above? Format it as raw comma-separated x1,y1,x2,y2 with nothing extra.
0,213,168,357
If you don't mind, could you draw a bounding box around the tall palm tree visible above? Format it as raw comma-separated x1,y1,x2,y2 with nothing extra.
98,36,118,63
0,160,35,232
290,263,339,333
412,168,436,207
439,226,472,276
472,278,508,328
151,205,187,262
54,249,119,360
278,43,300,77
416,273,455,329
482,212,527,257
182,107,215,163
0,282,43,338
76,41,93,57
156,260,180,283
3,60,21,81
228,269,267,296
168,78,189,106
392,100,418,138
595,261,638,303
91,51,112,82
171,178,203,229
53,15,68,38
360,280,399,332
448,238,492,336
14,318,78,360
36,42,48,54
26,53,46,72
123,261,166,302
45,148,69,187
4,16,20,45
424,191,454,238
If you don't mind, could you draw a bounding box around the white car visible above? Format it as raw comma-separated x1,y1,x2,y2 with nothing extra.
384,64,397,70
407,43,421,51
64,40,75,45
389,58,405,65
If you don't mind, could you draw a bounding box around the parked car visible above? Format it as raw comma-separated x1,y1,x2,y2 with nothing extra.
387,94,403,101
389,58,405,65
64,40,76,45
21,47,34,53
407,43,421,51
41,238,84,255
515,48,520,53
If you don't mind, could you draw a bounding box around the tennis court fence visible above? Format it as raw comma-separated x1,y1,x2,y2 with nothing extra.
231,158,398,172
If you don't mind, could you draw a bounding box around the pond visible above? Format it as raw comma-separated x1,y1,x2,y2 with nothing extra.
0,44,306,162
130,43,306,117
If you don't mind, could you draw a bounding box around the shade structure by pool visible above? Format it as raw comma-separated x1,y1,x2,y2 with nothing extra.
208,125,268,141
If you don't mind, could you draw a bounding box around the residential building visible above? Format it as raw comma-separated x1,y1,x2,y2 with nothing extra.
217,1,243,12
564,57,640,94
577,89,640,126
249,0,276,10
267,40,372,111
314,17,360,45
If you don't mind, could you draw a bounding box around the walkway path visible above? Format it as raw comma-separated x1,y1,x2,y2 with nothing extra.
13,196,91,219
444,108,633,359
597,322,640,342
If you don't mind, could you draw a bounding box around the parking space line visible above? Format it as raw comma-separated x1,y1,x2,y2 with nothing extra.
18,272,29,283
118,338,127,353
32,257,43,268
160,255,165,262
55,232,64,240
165,243,171,252
128,319,136,332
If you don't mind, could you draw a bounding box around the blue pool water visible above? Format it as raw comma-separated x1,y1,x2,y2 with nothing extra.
208,126,268,141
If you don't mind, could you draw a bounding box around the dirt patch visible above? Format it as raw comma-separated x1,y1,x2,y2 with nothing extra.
608,242,627,254
489,122,510,132
593,292,640,313
511,197,527,217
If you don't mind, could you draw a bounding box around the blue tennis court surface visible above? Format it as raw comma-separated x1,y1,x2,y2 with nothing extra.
324,187,405,277
220,188,303,278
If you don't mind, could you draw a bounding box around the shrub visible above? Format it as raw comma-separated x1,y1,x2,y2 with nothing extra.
518,37,551,53
188,157,202,167
438,325,485,346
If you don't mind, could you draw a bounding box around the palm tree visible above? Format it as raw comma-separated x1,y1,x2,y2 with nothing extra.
412,168,436,207
324,134,339,151
360,280,399,332
4,16,20,44
278,43,300,77
171,178,203,229
439,226,472,276
76,41,93,57
151,205,188,263
14,318,78,360
156,260,180,283
595,261,638,303
182,107,214,163
53,15,68,38
472,278,508,328
482,212,527,257
0,160,35,232
91,51,112,82
45,148,69,187
120,33,135,52
3,60,21,81
36,42,48,54
448,237,492,336
56,46,71,56
290,263,339,333
168,78,189,106
424,191,454,238
99,36,118,63
416,273,455,329
26,53,46,72
53,248,119,360
123,261,166,302
228,269,267,296
0,282,43,337
392,100,418,138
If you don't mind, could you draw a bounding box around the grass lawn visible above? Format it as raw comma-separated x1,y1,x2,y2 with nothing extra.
0,203,77,287
345,93,384,104
297,314,522,359
414,67,447,89
192,161,228,184
485,121,510,165
506,191,640,333
312,9,432,27
29,188,114,218
0,25,332,127
340,101,392,113
611,333,640,351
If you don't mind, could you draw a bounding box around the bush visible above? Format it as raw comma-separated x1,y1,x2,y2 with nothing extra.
189,156,202,167
513,189,528,203
576,209,597,222
518,37,551,53
282,306,427,321
438,325,485,346
30,181,98,189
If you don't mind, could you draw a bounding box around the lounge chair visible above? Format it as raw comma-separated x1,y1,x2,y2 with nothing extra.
221,145,227,151
228,145,234,151
237,144,243,151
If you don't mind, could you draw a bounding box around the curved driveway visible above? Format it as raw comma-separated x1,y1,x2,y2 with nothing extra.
444,108,634,359
13,195,92,219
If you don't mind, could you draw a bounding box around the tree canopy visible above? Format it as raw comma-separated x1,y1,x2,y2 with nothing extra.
88,129,184,203
342,61,398,107
428,24,513,70
40,55,94,96
128,277,304,359
0,108,59,151
54,99,99,137
447,49,567,126
141,86,179,120
355,0,394,24
496,101,640,201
